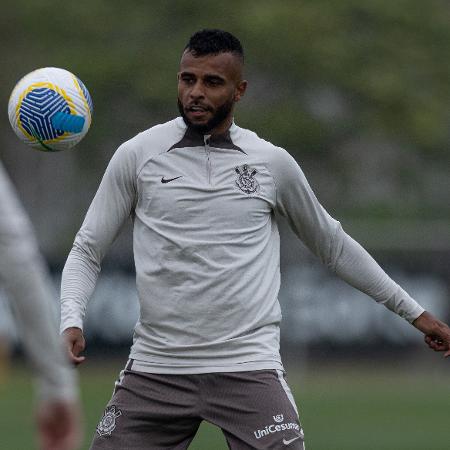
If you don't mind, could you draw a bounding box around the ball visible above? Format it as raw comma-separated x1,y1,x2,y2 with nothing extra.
8,67,93,152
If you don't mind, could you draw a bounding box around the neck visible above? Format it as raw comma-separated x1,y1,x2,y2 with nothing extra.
186,117,233,137
208,116,233,136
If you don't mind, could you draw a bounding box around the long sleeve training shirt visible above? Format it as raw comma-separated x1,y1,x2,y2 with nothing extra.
61,118,424,373
0,161,77,402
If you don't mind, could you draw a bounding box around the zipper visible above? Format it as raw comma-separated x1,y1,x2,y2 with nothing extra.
204,135,212,185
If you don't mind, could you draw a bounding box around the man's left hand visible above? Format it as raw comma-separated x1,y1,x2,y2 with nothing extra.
413,311,450,357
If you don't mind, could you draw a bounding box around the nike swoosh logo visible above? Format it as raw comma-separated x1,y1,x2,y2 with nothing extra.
282,434,303,446
161,176,182,183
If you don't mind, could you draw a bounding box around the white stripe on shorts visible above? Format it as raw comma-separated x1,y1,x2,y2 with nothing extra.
111,362,128,397
276,370,306,449
276,369,299,417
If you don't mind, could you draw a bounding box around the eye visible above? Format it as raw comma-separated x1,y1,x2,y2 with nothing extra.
180,75,195,85
205,77,224,87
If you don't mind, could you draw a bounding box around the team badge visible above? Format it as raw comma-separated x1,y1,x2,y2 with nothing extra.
273,414,284,423
96,405,122,436
235,164,259,194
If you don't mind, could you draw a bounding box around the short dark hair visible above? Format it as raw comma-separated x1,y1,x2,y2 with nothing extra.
184,29,244,61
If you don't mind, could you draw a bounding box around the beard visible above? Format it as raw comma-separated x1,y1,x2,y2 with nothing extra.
177,97,234,134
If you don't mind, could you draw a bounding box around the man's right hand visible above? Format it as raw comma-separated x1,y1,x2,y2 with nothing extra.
62,327,86,365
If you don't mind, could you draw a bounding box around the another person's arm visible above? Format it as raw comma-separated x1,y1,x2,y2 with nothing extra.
0,162,81,449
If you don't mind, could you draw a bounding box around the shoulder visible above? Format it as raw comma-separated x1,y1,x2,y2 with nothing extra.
133,117,186,149
113,117,187,172
232,123,299,170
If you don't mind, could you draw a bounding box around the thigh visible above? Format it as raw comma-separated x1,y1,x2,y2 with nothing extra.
90,369,202,450
203,370,305,450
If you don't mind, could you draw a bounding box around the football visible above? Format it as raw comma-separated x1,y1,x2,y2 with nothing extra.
8,67,93,152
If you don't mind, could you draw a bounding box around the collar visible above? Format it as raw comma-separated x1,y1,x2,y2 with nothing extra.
169,120,246,154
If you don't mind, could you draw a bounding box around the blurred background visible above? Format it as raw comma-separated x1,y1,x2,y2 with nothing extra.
0,1,449,449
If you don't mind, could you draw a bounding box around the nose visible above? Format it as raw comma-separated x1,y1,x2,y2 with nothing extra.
189,81,205,100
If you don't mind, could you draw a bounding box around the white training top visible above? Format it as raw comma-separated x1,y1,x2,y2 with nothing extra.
0,161,77,402
61,118,424,373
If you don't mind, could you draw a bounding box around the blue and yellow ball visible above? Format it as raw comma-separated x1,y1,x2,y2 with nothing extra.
8,67,93,152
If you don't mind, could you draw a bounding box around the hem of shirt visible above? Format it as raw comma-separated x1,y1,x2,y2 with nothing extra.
128,358,284,374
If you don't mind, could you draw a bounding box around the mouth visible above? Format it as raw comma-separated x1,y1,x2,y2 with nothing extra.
185,104,211,119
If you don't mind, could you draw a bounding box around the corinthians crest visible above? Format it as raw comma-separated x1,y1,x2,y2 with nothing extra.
96,405,122,436
235,164,259,194
273,414,284,423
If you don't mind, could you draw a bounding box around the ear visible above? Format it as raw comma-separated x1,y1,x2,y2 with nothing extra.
234,80,248,102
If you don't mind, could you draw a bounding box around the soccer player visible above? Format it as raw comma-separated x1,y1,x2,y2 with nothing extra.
0,161,81,450
61,29,450,449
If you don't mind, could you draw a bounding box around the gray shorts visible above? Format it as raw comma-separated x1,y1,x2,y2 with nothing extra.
90,362,305,449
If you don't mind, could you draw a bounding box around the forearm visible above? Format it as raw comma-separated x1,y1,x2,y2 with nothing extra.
0,166,77,402
60,242,101,332
333,232,424,322
6,258,78,402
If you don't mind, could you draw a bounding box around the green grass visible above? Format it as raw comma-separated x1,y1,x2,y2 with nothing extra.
1,359,450,449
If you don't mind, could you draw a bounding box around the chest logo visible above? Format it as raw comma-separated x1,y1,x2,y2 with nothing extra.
235,164,260,194
161,176,182,183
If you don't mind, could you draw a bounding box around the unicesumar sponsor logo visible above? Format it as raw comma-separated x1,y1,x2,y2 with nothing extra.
253,416,301,439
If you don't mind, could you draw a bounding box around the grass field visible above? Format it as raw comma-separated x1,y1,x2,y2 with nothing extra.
1,356,450,449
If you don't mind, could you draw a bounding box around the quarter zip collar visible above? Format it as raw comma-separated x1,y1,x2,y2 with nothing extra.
169,119,246,153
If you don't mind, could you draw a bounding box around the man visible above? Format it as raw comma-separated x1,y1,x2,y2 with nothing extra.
0,161,81,450
61,29,450,449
